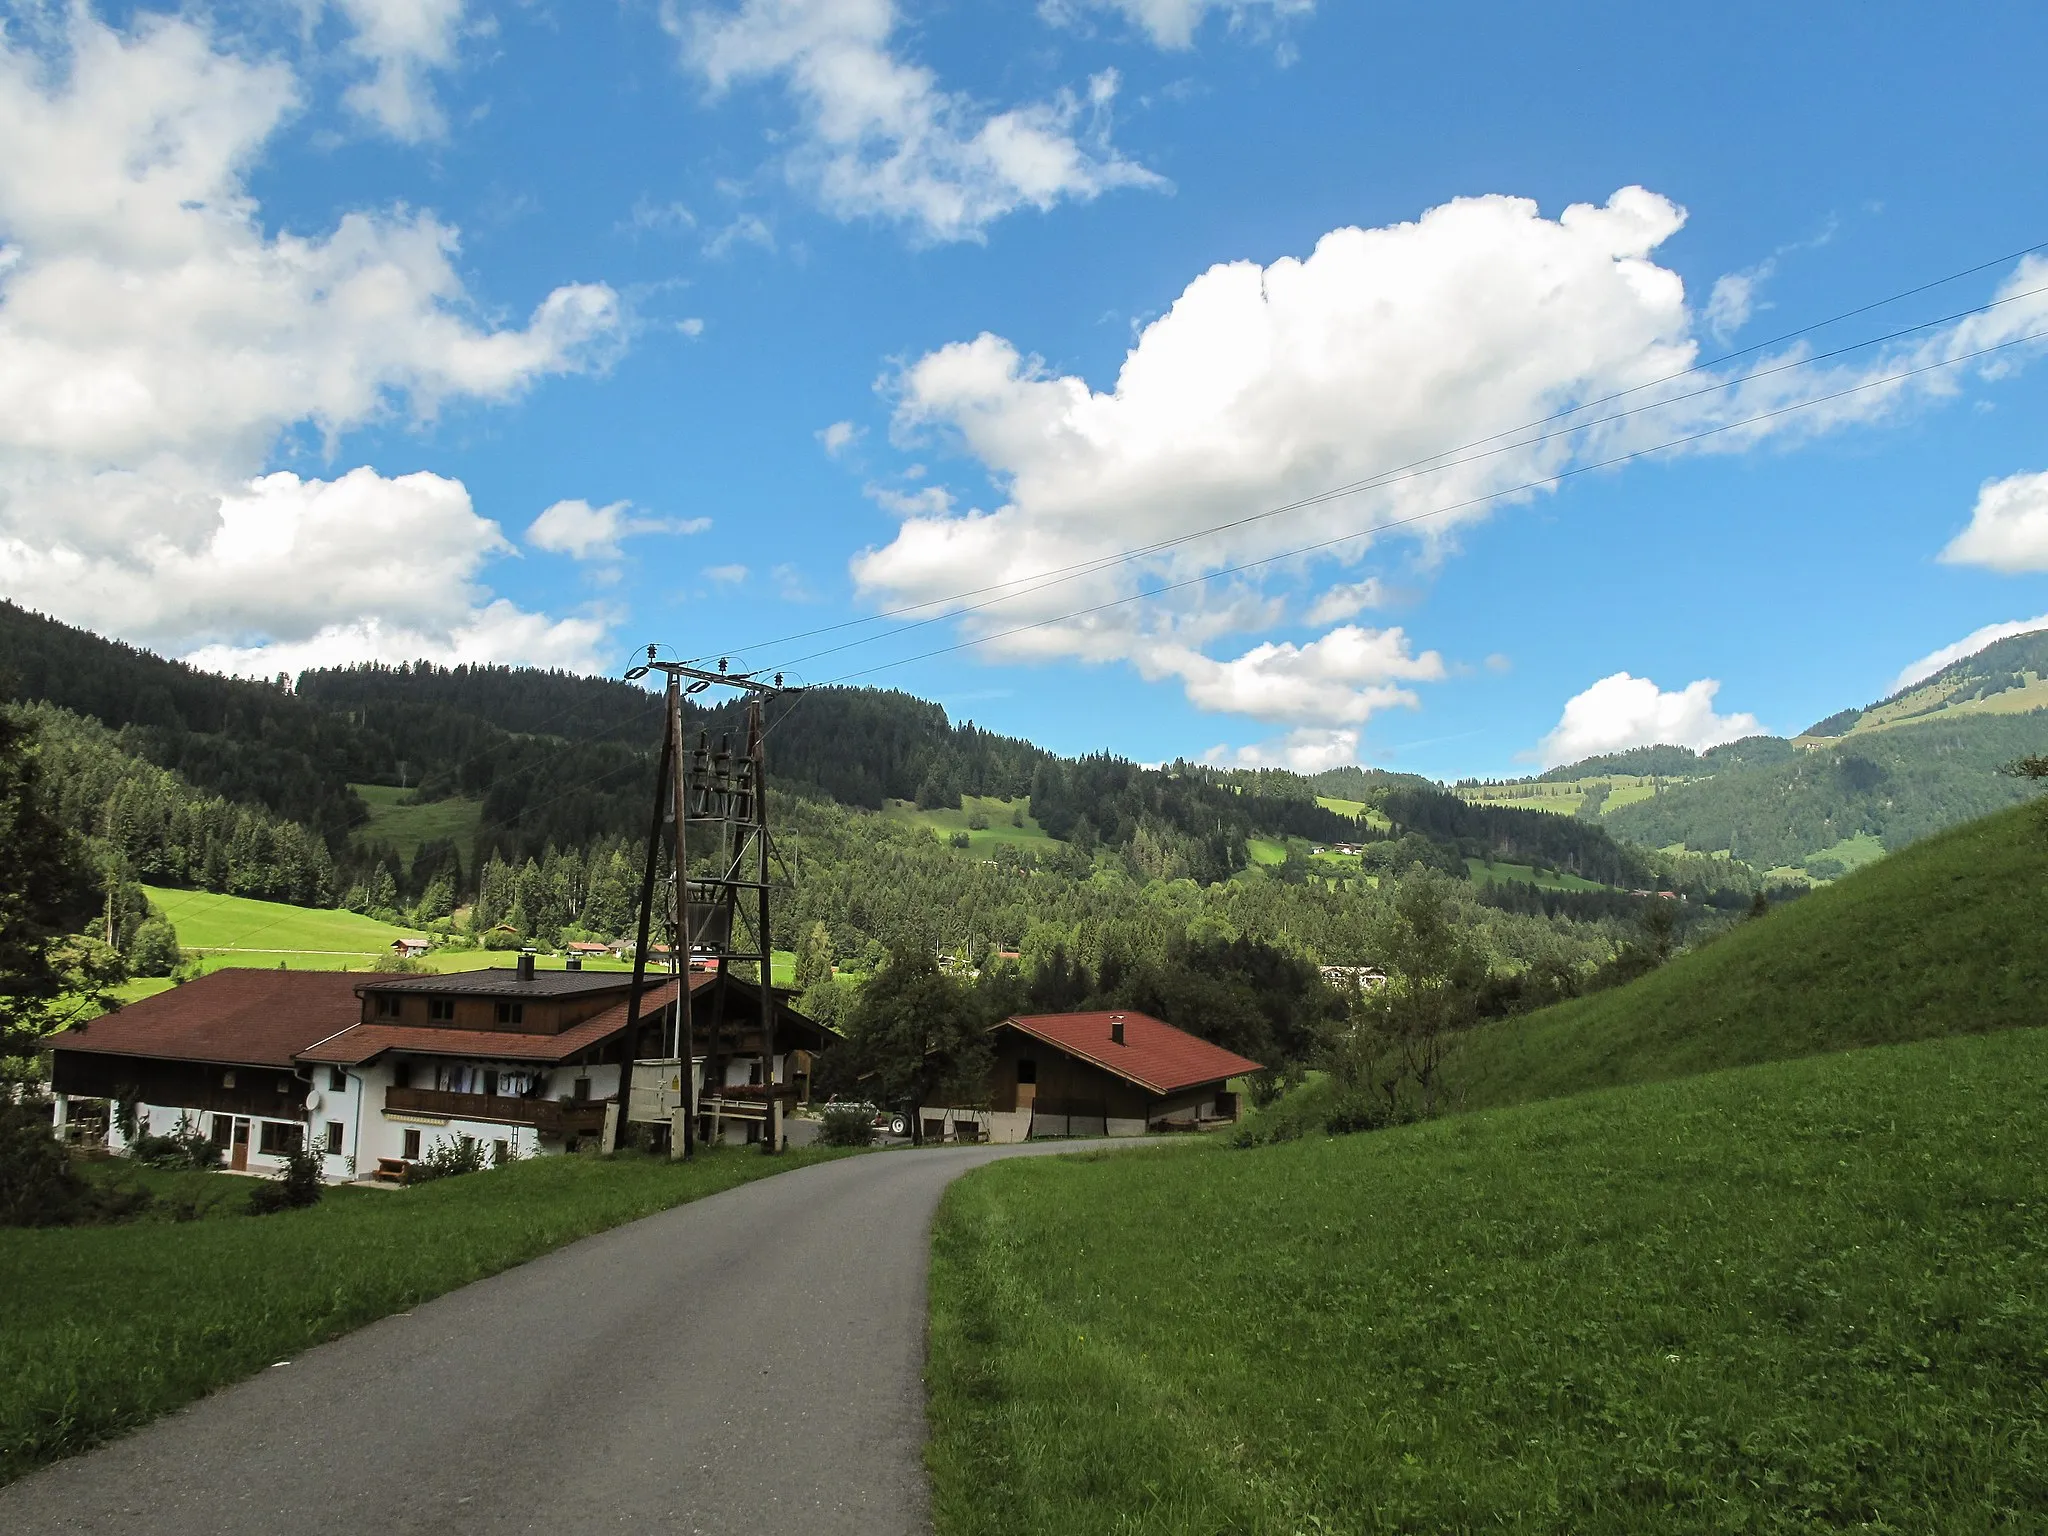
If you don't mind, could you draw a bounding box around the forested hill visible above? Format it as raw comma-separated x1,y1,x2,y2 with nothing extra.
1601,712,2045,870
1801,628,2048,740
1531,736,1799,783
0,605,1370,883
0,600,369,846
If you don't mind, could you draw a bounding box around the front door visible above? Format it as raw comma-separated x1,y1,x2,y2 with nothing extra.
230,1117,250,1172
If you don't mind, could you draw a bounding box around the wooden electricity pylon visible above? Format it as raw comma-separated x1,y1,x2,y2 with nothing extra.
619,648,798,1158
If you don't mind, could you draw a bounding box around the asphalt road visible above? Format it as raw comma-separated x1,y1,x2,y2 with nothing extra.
0,1141,1091,1535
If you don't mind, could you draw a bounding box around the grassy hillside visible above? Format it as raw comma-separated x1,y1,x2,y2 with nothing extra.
143,885,427,955
929,1028,2048,1533
1445,800,2048,1114
349,783,483,859
880,794,1054,855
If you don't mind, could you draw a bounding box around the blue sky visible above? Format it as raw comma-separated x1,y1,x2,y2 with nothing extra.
5,1,2048,781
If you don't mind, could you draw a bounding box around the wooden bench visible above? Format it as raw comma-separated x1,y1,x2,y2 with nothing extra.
373,1157,411,1185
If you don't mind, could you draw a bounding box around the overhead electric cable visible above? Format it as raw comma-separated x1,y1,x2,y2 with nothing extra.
727,237,2048,663
786,323,2048,697
763,279,2048,677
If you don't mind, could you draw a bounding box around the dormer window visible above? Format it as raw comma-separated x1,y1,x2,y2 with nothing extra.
495,1002,524,1025
428,998,455,1021
373,993,401,1019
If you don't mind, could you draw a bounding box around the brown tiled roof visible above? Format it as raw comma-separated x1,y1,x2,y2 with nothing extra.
357,968,639,1000
43,970,367,1070
1002,1011,1264,1096
302,978,684,1066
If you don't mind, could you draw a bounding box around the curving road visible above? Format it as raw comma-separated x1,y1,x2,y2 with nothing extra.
0,1142,1086,1535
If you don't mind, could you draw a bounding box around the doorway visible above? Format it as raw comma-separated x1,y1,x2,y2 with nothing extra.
230,1117,250,1172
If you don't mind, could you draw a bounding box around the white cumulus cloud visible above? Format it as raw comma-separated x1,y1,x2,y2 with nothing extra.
1152,624,1441,725
818,419,862,456
1536,673,1761,768
847,184,2048,746
527,500,706,561
1204,726,1360,774
1938,470,2048,573
1043,0,1314,51
0,12,623,671
675,0,1163,243
335,0,467,142
1304,577,1384,625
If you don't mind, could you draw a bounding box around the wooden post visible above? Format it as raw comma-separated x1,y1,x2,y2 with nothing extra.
670,685,697,1160
750,697,779,1154
617,679,676,1152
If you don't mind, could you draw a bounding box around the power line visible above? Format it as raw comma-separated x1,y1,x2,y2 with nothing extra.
791,323,2048,695
725,236,2048,666
763,278,2048,677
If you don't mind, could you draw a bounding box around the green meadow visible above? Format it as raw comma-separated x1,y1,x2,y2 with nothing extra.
926,801,2048,1532
928,1030,2048,1534
0,1147,854,1486
124,885,796,998
1462,856,1610,891
348,783,485,860
141,884,427,955
883,794,1055,855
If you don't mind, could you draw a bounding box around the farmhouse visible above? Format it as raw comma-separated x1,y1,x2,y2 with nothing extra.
44,957,834,1182
925,1010,1262,1144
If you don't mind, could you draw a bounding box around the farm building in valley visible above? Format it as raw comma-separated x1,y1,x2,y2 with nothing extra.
43,957,833,1182
924,1010,1262,1144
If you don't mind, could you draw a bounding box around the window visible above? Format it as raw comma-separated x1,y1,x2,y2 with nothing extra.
428,998,455,1021
483,1070,499,1097
222,1070,236,1088
572,1077,591,1103
324,1121,344,1156
210,1115,233,1147
494,1002,524,1025
1017,1060,1037,1085
328,1066,346,1093
402,1127,422,1160
392,1060,412,1089
492,1139,509,1166
258,1121,304,1157
373,993,400,1018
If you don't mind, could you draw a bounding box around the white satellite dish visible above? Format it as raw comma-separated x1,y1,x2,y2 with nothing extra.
304,1088,323,1113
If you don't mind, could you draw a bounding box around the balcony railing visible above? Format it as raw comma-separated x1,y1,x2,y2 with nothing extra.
384,1086,607,1136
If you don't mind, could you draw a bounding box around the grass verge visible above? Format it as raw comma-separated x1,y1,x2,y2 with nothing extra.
0,1145,851,1484
928,1029,2048,1533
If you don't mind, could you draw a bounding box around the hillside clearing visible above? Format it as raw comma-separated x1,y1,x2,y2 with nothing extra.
928,1029,2048,1534
348,784,484,859
881,795,1053,855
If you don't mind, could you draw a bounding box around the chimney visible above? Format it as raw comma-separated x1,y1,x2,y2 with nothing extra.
1110,1014,1125,1046
517,950,536,983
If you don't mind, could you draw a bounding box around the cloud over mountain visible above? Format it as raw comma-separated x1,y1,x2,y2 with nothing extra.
0,12,622,673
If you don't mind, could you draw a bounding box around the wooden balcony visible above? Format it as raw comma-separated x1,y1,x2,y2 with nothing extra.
383,1086,608,1137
